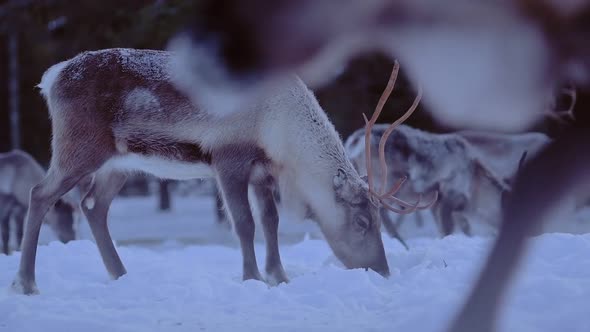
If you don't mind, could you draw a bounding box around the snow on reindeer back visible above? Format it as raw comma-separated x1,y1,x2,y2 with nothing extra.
117,48,172,81
64,48,173,82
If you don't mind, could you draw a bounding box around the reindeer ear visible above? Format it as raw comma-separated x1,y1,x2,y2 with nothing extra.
333,168,347,190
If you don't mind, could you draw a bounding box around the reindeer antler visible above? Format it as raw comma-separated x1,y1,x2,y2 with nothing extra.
363,61,438,214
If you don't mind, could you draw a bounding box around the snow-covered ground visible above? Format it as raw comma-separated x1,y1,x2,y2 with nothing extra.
1,195,590,332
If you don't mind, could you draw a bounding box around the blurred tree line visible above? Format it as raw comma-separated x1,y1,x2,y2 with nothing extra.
0,0,439,167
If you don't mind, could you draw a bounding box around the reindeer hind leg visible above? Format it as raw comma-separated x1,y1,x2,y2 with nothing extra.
81,171,128,279
13,168,88,294
12,135,113,294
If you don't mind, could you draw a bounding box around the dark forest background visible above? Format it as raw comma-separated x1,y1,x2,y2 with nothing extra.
0,0,568,168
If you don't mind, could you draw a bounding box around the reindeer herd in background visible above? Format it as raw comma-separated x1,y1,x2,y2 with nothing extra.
345,124,552,241
1,49,581,284
1,103,564,255
1,86,573,255
0,56,582,260
1,3,589,331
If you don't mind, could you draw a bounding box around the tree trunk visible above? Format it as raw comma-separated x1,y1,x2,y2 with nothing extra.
8,30,20,150
158,180,171,211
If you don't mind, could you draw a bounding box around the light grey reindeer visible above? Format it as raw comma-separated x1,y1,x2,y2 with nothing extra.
12,49,431,295
345,124,510,238
0,150,77,254
0,193,25,255
345,125,551,237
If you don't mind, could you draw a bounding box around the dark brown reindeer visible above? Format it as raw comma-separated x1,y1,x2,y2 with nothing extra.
12,49,434,295
173,1,590,331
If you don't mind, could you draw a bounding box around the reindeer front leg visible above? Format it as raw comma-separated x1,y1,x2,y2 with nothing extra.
213,146,263,282
0,201,11,255
434,191,468,237
252,178,288,285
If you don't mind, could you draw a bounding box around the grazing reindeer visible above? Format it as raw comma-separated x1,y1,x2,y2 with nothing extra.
12,49,432,295
346,125,552,236
345,124,511,237
0,150,76,254
0,193,25,255
176,1,590,331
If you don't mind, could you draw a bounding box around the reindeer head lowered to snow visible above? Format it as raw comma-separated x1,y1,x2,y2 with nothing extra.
300,62,436,275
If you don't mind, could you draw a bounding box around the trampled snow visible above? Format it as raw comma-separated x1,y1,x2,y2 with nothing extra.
1,195,589,332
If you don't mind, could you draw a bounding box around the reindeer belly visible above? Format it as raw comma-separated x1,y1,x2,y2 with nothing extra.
103,138,214,180
105,154,213,180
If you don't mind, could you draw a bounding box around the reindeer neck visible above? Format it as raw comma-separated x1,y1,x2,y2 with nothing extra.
261,77,358,182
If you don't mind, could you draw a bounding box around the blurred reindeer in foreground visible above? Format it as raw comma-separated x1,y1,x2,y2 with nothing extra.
172,0,590,331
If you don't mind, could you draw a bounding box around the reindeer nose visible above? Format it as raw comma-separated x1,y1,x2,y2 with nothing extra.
371,255,390,278
372,264,390,278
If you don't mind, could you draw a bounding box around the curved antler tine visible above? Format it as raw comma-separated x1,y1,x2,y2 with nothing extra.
367,187,382,199
378,86,423,193
371,61,400,126
380,200,415,214
386,194,422,209
381,194,421,215
379,176,407,199
363,113,375,193
364,62,399,195
416,190,439,210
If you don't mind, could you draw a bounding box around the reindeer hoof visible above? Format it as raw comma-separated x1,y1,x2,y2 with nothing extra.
243,270,264,282
447,318,494,332
265,267,289,286
11,275,39,295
